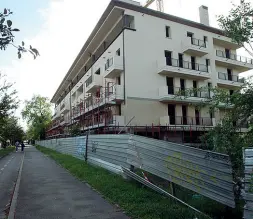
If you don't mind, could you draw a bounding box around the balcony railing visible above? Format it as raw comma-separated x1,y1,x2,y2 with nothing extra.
105,57,113,71
216,50,253,64
165,58,208,72
169,116,213,126
167,86,210,98
191,38,206,48
60,103,65,111
85,75,93,87
218,72,244,83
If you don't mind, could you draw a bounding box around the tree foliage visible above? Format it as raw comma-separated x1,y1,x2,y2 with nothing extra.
218,0,253,56
0,8,39,59
22,95,52,140
0,74,23,147
0,73,18,126
0,116,25,147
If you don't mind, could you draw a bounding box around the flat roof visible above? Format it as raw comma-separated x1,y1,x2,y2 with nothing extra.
51,0,224,103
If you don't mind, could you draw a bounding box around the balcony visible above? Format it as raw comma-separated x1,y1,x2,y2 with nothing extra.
104,56,123,78
83,115,125,130
157,58,210,80
159,86,210,103
161,116,214,127
60,116,65,126
182,37,208,57
105,84,124,102
84,85,124,113
215,50,253,72
85,74,103,93
213,35,241,50
107,115,125,126
217,72,244,88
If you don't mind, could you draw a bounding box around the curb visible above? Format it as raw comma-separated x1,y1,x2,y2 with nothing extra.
7,152,25,219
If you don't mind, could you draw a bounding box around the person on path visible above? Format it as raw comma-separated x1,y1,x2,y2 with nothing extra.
15,141,19,152
21,141,25,152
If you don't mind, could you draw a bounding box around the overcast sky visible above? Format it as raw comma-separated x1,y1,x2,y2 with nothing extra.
1,0,252,128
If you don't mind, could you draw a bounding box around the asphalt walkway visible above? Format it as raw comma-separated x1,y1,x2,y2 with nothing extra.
15,146,129,219
0,151,23,219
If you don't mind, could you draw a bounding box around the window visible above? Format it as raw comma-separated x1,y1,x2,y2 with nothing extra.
116,49,120,56
204,36,207,42
165,26,170,38
206,59,210,66
229,90,234,96
95,68,100,75
187,32,193,38
84,66,87,72
117,76,121,85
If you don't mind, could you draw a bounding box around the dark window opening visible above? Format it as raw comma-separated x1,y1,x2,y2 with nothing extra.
227,69,232,81
166,77,174,94
191,56,196,70
182,105,187,125
116,49,120,56
118,105,122,116
165,50,172,66
208,82,212,98
178,53,183,68
225,49,230,59
180,79,185,91
165,26,170,38
117,77,121,85
187,32,193,44
230,90,234,96
193,80,197,97
206,59,210,67
195,109,200,125
95,68,100,75
168,104,176,125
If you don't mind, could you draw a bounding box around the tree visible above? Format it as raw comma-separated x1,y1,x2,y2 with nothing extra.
218,0,253,56
0,73,19,126
0,116,25,147
0,8,39,59
22,95,52,140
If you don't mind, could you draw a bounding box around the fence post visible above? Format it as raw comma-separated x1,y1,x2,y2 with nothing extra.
85,132,89,162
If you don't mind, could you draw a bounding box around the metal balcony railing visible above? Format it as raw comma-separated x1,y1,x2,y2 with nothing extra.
216,50,253,64
169,116,213,126
60,103,65,111
166,86,210,98
218,72,244,83
165,58,208,72
85,75,93,87
191,38,206,48
105,57,113,71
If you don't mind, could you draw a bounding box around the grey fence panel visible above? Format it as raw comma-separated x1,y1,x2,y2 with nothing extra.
36,137,86,161
244,148,253,219
36,134,234,208
87,134,130,168
127,135,235,208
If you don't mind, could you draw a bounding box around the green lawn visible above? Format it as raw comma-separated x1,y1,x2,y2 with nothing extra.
0,146,15,157
36,145,209,219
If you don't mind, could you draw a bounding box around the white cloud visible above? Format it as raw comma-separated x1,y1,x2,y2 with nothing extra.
2,0,253,129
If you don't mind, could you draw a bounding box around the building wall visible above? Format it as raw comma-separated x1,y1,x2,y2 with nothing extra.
51,3,249,131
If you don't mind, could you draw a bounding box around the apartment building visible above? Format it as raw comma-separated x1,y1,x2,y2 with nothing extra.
47,0,253,143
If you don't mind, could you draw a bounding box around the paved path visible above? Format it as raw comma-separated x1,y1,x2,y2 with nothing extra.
15,146,129,219
0,151,23,219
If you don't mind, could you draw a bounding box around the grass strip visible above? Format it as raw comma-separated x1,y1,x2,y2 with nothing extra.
36,145,209,219
0,146,15,158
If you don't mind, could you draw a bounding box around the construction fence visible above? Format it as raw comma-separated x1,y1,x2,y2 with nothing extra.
243,148,253,219
36,134,235,208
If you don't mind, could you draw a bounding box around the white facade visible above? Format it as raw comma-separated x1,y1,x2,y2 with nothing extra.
49,0,252,136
